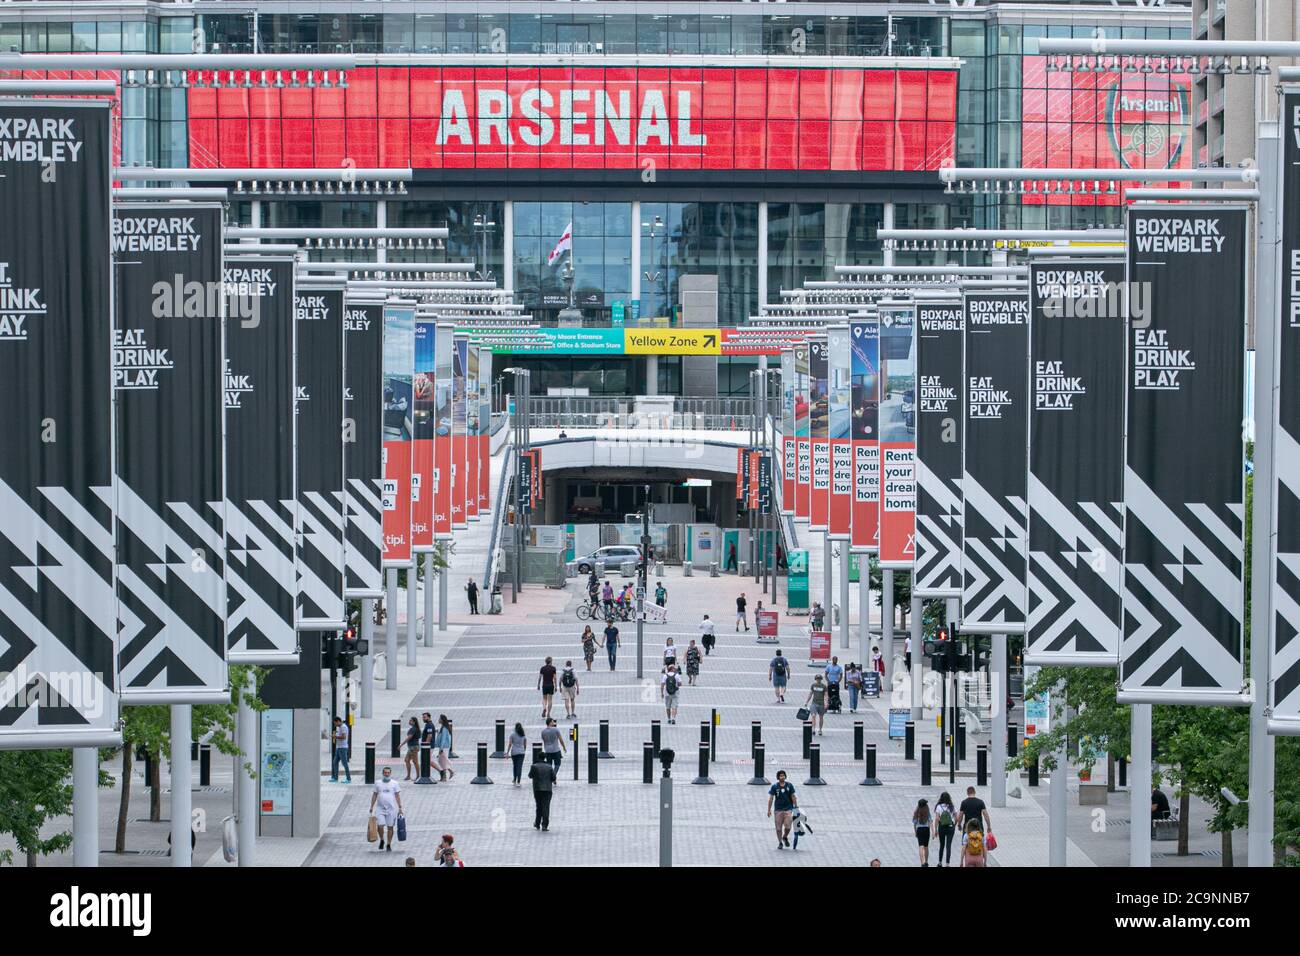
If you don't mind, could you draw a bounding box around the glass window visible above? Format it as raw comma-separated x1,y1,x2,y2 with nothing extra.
604,15,636,55
637,15,667,55
510,13,541,54
477,13,507,54
0,22,20,53
46,22,72,53
97,21,122,52
446,12,476,54
23,23,46,53
731,15,762,55
668,15,699,56
73,22,98,52
159,16,193,53
415,15,444,53
700,15,731,56
383,15,414,53
763,15,796,55
560,14,603,55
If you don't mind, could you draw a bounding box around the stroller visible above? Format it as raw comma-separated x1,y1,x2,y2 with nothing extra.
826,681,843,714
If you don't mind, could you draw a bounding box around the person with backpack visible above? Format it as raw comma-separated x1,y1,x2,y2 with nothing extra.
699,614,717,655
559,660,579,720
580,626,598,671
769,649,790,703
960,820,988,868
661,664,683,724
537,656,557,719
912,798,932,867
684,639,702,686
804,674,829,735
602,620,620,671
933,791,958,866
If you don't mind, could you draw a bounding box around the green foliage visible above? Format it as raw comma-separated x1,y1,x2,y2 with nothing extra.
1016,667,1129,774
866,556,911,609
0,749,75,865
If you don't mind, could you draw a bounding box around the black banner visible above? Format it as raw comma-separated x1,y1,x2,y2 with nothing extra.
1274,92,1300,728
1027,260,1126,666
758,454,773,513
519,451,533,511
295,287,346,630
113,203,228,701
224,256,297,664
343,298,383,599
1123,205,1246,701
0,103,118,745
914,299,963,598
961,291,1029,634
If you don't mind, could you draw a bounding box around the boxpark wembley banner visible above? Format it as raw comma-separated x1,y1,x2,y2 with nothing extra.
809,336,830,532
794,343,811,521
113,203,228,702
294,285,347,631
962,291,1029,635
850,317,880,553
0,102,120,746
1273,92,1300,731
343,298,384,599
412,317,436,553
1122,205,1247,703
781,347,796,515
914,299,963,598
879,304,917,569
1026,260,1126,667
827,325,853,540
382,303,415,567
224,255,298,664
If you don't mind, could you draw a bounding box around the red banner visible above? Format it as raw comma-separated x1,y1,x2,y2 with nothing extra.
188,66,956,173
850,318,880,553
796,438,811,520
879,445,915,565
757,609,780,642
479,434,491,512
783,437,796,515
830,438,853,538
382,441,412,566
811,439,831,530
810,630,832,663
736,447,746,500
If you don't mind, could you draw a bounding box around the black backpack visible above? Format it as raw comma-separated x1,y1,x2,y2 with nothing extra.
561,668,576,688
773,657,787,677
665,673,679,695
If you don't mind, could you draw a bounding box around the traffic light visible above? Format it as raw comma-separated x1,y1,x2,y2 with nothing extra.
321,635,341,669
339,626,367,674
925,625,954,672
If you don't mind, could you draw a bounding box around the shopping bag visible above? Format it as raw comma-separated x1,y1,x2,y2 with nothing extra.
795,707,811,722
985,831,998,851
397,814,408,842
367,815,379,843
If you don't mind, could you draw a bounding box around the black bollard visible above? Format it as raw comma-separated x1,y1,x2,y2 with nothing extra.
751,720,762,759
1118,756,1127,788
191,741,199,761
853,721,864,762
651,719,662,758
471,742,493,785
957,720,967,761
805,742,826,786
391,719,401,759
692,741,714,785
415,743,435,785
598,719,613,759
749,741,770,786
642,741,654,784
1007,722,1019,758
904,721,915,760
587,742,599,784
572,725,580,781
199,744,212,787
860,742,881,786
802,721,812,759
977,744,988,787
921,743,932,786
1028,752,1040,787
364,743,376,784
491,719,506,759
699,720,710,750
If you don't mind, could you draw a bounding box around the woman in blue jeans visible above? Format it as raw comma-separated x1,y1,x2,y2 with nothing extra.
508,722,528,786
845,663,864,714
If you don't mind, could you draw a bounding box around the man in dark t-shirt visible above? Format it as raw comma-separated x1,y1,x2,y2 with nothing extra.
1151,788,1171,821
957,786,991,833
537,656,558,719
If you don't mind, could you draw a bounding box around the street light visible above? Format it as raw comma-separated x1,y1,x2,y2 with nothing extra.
472,213,497,282
642,214,666,319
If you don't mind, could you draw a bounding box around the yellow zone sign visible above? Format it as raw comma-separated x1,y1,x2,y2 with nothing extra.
623,329,721,355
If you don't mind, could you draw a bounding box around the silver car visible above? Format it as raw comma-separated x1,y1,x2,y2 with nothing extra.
573,545,641,575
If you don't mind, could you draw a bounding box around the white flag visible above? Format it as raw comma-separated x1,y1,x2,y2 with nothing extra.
547,221,573,266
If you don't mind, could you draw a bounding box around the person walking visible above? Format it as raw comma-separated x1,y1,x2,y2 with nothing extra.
529,754,557,831
602,620,620,671
934,791,958,867
402,716,421,781
508,722,528,786
601,580,615,616
904,634,912,672
960,820,988,867
434,714,455,782
368,766,404,852
465,577,480,615
912,798,932,867
810,601,825,631
803,675,828,735
684,640,702,686
655,582,667,608
421,712,435,759
662,637,678,670
537,656,557,718
956,785,992,834
736,592,749,631
699,614,716,656
559,660,579,720
330,716,352,783
845,662,864,715
769,648,790,703
580,625,598,672
661,664,683,724
871,645,884,678
766,770,798,850
726,540,738,572
435,834,462,867
824,655,844,714
540,716,566,779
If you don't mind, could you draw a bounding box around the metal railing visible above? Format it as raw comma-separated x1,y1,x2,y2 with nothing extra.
522,396,756,432
483,442,514,603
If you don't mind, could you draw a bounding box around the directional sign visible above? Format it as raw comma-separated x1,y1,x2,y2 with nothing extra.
623,329,721,355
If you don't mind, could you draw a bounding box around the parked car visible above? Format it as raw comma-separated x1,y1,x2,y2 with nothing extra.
573,545,642,575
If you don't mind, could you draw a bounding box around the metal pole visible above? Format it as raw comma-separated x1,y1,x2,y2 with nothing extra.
910,594,923,722
991,634,1007,808
637,487,650,680
512,381,521,603
406,566,418,666
72,748,98,866
423,551,435,646
659,762,673,867
859,562,871,663
823,535,833,635
749,373,757,581
385,569,398,689
839,545,850,648
1049,734,1068,867
170,704,192,867
881,568,894,686
360,597,374,718
1130,703,1153,867
1248,119,1280,868
237,672,257,867
438,543,448,631
760,364,770,596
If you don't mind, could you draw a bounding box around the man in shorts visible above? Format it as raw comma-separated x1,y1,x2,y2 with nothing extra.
559,660,579,720
766,770,798,850
804,674,828,735
368,766,404,852
661,664,683,724
769,649,790,703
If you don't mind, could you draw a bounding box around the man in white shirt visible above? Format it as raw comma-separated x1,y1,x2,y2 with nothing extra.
369,766,404,852
699,614,717,655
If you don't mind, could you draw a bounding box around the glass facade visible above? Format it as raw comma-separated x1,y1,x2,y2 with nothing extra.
640,202,758,326
514,201,631,311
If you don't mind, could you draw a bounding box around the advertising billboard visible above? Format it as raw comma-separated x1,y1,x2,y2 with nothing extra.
382,303,415,567
913,300,963,598
343,298,384,599
827,325,853,540
850,317,880,554
412,318,435,552
878,305,916,568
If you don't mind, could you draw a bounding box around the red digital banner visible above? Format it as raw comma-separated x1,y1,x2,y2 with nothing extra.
879,444,915,565
479,434,491,512
796,438,812,520
811,439,831,531
783,438,796,515
382,441,412,566
736,447,746,500
757,608,780,641
412,319,435,551
810,630,831,663
830,438,853,538
852,441,880,552
1020,57,1191,206
188,66,956,173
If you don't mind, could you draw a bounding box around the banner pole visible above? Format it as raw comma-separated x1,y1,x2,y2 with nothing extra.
170,704,193,867
423,551,435,647
72,748,98,866
237,672,258,867
385,569,398,689
881,568,894,686
360,598,374,718
1130,703,1152,867
991,634,1007,808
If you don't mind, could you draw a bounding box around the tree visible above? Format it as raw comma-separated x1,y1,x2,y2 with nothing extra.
1016,667,1130,775
0,749,75,866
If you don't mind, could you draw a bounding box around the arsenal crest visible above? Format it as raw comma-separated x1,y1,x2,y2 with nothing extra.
1105,78,1189,170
